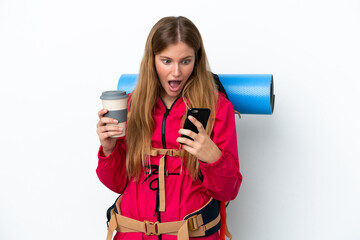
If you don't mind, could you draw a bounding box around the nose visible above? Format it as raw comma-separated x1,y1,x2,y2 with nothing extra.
172,63,181,78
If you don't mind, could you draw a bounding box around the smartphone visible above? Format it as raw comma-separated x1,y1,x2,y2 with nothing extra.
181,108,211,141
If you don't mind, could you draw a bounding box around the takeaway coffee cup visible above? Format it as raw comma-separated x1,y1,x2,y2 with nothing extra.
100,90,128,138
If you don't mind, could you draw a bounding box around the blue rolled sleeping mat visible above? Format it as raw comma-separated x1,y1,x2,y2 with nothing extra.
118,73,275,115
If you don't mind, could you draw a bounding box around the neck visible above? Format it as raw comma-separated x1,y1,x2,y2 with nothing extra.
161,94,177,109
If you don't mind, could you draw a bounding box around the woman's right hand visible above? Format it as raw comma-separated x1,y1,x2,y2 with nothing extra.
96,109,124,156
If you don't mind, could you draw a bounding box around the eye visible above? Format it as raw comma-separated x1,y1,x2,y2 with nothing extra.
182,59,191,64
161,59,171,64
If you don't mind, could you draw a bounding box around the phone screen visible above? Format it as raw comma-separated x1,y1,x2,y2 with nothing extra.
181,108,211,141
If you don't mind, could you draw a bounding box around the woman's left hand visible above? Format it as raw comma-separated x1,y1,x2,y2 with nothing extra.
176,115,222,163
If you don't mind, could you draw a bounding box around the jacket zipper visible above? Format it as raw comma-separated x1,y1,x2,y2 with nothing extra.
157,97,180,240
160,97,180,166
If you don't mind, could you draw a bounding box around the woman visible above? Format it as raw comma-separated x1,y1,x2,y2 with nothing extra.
96,16,242,240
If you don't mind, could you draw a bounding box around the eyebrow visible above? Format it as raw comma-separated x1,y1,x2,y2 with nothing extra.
159,56,194,59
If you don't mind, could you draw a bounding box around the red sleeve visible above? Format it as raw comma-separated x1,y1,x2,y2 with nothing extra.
96,137,128,194
198,94,243,201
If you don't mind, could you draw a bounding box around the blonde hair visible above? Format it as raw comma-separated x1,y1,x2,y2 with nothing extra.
126,16,218,180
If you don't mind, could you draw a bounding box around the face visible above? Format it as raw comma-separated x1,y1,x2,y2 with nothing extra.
155,41,195,105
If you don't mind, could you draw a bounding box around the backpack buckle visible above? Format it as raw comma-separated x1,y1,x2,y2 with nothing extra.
144,221,159,235
187,215,200,231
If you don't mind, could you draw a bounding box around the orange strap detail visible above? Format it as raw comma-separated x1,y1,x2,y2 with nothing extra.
225,224,233,240
220,201,226,240
219,201,232,240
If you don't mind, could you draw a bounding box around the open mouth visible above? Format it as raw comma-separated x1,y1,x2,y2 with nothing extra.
168,80,182,91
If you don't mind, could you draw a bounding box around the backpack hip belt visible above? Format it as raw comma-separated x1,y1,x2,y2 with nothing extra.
106,195,222,240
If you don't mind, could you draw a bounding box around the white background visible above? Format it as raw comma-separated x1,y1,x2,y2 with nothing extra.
1,0,359,239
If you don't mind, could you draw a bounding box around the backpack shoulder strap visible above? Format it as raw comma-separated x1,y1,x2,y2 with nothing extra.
212,73,229,100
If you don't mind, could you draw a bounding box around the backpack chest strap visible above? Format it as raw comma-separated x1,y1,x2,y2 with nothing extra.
149,148,184,212
150,148,184,157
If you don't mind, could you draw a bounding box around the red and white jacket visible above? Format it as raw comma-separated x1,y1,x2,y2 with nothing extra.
97,93,242,240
